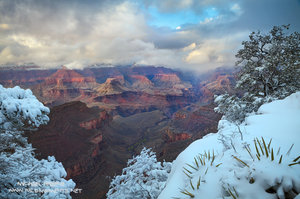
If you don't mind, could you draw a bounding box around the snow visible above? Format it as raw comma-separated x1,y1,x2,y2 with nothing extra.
158,92,300,199
0,85,50,129
107,148,171,199
0,85,75,198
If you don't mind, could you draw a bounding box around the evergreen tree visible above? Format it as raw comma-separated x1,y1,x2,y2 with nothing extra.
236,24,300,98
215,25,300,123
107,148,171,199
0,85,75,198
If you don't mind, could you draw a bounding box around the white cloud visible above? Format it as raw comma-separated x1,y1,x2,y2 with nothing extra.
0,0,299,72
11,34,45,48
183,32,248,70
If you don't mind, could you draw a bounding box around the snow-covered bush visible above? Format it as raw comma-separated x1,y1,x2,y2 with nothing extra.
214,93,270,123
0,85,75,199
215,25,300,123
107,147,172,199
159,92,300,199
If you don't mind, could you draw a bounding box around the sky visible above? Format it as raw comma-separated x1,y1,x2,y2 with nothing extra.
0,0,299,72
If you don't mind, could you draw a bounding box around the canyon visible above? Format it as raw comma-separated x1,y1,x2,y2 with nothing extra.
0,65,235,198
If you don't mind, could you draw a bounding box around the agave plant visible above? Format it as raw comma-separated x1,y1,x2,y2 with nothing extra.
231,137,300,198
233,137,300,168
179,150,222,198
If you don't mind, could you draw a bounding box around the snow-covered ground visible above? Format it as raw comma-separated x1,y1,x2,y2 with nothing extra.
159,92,300,199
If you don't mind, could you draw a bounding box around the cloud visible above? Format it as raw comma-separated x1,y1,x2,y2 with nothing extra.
184,32,247,67
0,0,299,72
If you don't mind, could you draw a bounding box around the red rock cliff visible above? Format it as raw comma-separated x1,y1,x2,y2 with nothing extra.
26,101,112,181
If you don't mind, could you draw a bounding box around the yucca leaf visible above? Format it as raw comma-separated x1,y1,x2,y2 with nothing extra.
180,189,195,198
271,148,274,161
183,167,192,174
267,138,272,150
277,147,281,156
228,188,237,199
256,154,261,161
278,155,282,164
286,144,294,155
245,145,254,160
186,163,198,171
288,162,300,166
211,151,215,166
198,156,203,166
293,156,300,162
205,167,208,174
256,138,264,156
233,186,239,198
183,170,191,178
233,156,249,167
231,141,237,153
262,137,269,157
194,157,199,168
190,179,195,190
254,139,261,157
216,163,222,167
197,176,201,189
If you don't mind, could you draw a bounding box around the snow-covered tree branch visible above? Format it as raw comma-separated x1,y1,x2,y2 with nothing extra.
0,85,75,199
107,147,171,199
215,25,300,123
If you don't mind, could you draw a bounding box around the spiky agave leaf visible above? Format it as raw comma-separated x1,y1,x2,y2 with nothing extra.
197,176,201,190
286,144,294,155
278,155,283,164
245,145,254,160
197,156,203,166
194,157,199,168
190,179,195,190
183,170,192,178
254,139,261,157
261,137,269,158
256,138,264,156
233,156,249,167
216,163,222,167
267,138,272,151
205,167,209,175
211,150,215,166
293,156,300,162
186,163,198,171
232,186,239,198
180,189,195,198
271,148,274,161
183,167,192,174
288,162,300,166
228,188,237,199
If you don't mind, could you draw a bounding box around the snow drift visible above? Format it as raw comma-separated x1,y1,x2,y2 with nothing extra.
159,92,300,199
